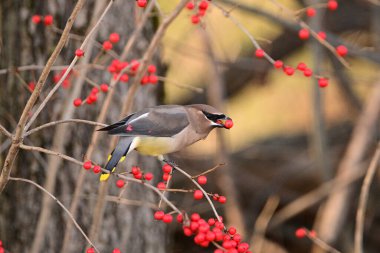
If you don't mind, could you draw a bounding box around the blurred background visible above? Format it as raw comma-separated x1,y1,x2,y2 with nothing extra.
0,0,379,253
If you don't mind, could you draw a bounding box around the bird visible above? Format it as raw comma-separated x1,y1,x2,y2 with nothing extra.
97,104,233,181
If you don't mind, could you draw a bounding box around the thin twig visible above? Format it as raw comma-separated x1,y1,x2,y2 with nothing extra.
304,228,341,253
157,76,204,93
19,144,83,166
355,143,380,253
25,119,107,137
9,177,101,253
192,163,225,178
0,124,12,138
170,163,223,223
252,196,280,253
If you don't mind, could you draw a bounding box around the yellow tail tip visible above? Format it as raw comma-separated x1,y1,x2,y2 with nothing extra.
100,173,110,181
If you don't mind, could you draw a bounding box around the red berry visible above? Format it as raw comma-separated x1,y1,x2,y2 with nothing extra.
32,15,41,24
88,93,97,103
191,15,200,24
237,243,249,252
327,0,338,11
295,228,307,238
233,234,242,243
224,119,233,129
255,49,265,58
297,62,307,71
336,45,348,57
83,161,92,170
44,15,53,26
303,68,313,77
306,7,316,17
218,196,227,204
191,213,200,221
183,227,193,236
149,75,158,84
86,248,95,253
318,78,329,88
28,82,36,92
186,2,195,10
208,218,215,226
120,74,129,82
112,248,121,253
148,64,157,73
75,49,84,57
176,213,183,223
91,87,99,94
162,164,172,173
102,40,113,51
73,98,82,107
93,165,101,174
116,179,125,188
137,0,147,8
163,214,173,223
309,230,317,237
109,33,120,43
163,173,170,181
131,166,140,175
154,210,165,220
100,84,109,92
144,172,153,181
134,172,143,179
130,59,140,71
206,231,216,241
197,175,207,185
193,190,203,200
298,28,310,40
317,31,327,40
140,76,149,85
215,250,224,253
274,60,284,69
228,227,237,235
199,0,209,10
157,182,166,190
284,66,295,76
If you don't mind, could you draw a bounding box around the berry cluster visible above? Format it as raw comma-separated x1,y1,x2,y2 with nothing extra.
156,163,172,190
155,212,251,253
102,32,120,51
186,0,210,25
31,14,53,26
129,166,154,181
82,160,102,174
73,83,109,107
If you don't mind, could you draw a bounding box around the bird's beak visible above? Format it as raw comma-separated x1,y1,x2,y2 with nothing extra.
216,117,233,129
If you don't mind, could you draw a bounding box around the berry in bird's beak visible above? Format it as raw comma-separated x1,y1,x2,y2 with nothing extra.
224,118,233,129
216,118,233,129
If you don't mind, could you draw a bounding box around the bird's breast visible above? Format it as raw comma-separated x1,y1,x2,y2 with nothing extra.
135,136,179,156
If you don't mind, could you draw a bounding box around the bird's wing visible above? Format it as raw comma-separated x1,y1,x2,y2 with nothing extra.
99,106,190,137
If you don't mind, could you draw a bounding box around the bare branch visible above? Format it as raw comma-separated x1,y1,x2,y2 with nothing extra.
19,144,83,167
25,119,107,137
355,143,380,253
9,177,101,253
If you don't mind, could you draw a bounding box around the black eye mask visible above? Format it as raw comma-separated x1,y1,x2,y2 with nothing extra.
202,111,226,122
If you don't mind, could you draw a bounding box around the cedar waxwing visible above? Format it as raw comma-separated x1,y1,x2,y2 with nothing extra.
98,104,233,181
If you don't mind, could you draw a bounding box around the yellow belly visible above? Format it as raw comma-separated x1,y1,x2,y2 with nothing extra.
135,136,178,156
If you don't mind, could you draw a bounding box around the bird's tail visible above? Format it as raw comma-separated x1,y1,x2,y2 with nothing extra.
100,137,133,181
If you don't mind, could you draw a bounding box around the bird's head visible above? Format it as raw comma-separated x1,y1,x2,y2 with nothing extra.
202,110,233,129
189,104,233,129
